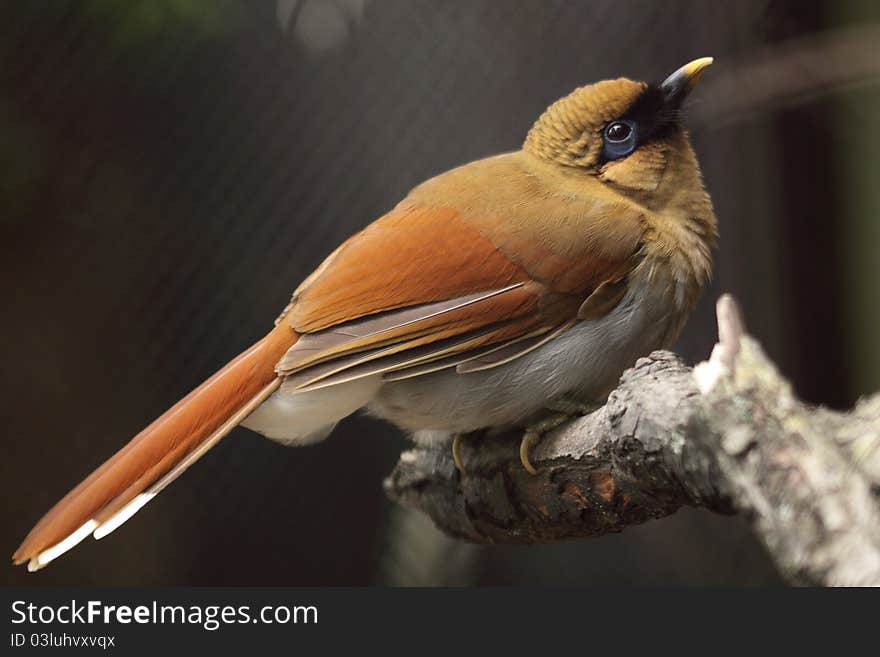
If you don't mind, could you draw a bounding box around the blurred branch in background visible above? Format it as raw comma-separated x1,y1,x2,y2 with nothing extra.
691,24,880,127
377,505,482,586
386,296,880,586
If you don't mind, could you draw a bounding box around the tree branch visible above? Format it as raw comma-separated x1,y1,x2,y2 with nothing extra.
384,295,880,586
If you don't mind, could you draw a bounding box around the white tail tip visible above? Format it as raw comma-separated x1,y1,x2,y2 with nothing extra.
27,519,99,572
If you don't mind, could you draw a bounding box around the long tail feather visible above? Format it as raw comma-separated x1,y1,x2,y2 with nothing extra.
13,321,297,571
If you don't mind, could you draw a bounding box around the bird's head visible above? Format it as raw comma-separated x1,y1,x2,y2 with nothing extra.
523,58,714,207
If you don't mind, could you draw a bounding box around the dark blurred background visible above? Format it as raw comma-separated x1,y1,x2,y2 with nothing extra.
2,0,878,586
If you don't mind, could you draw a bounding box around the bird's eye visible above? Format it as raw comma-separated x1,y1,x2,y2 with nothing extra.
602,120,637,160
605,121,631,142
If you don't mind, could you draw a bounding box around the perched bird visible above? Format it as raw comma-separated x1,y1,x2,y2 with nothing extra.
14,58,717,571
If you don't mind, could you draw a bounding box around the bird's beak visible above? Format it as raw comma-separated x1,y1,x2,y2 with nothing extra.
661,57,713,107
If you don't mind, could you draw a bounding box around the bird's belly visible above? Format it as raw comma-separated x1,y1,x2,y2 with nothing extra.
368,277,686,437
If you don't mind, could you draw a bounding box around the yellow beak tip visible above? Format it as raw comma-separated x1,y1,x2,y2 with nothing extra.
682,57,714,86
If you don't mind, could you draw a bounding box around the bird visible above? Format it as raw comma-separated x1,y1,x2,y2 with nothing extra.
13,58,717,572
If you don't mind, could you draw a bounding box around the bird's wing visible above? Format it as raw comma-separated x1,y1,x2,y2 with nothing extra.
276,175,645,390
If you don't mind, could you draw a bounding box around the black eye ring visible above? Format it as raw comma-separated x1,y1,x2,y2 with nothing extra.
605,121,632,142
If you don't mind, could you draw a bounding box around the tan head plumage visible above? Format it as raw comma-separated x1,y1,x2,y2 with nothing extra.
522,61,719,307
523,78,646,168
522,61,715,200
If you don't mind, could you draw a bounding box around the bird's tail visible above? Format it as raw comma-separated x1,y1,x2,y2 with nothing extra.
13,321,297,571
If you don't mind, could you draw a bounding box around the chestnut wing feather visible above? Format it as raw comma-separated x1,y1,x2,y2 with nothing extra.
277,190,642,386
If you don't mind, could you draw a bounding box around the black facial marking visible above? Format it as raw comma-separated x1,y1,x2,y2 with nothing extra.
600,84,681,163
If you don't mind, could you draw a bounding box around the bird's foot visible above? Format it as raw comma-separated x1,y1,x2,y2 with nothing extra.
520,398,602,475
451,429,491,473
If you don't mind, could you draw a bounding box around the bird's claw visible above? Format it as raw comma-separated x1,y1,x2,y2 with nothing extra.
520,398,602,475
452,434,466,473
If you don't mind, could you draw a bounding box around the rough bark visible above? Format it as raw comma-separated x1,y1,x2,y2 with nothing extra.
384,295,880,586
